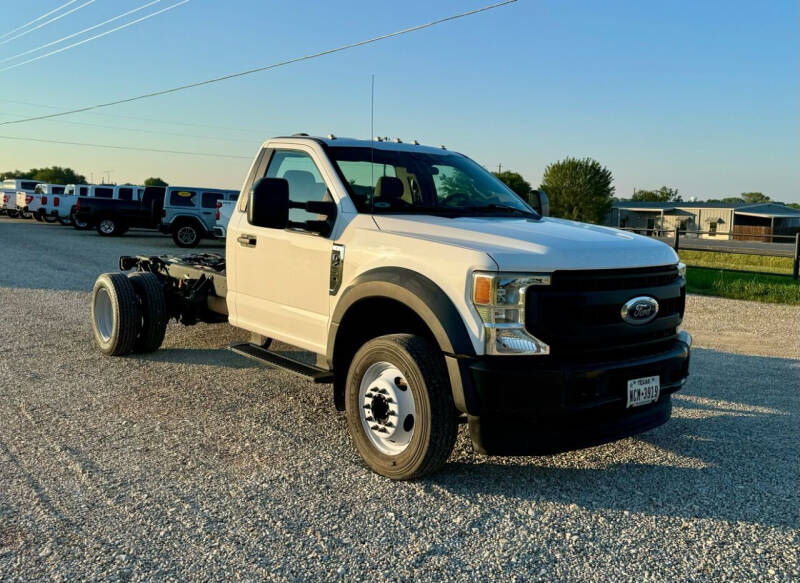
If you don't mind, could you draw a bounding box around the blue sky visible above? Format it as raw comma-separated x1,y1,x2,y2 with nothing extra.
0,0,797,202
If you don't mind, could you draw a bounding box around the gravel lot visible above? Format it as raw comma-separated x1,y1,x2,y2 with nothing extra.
1,218,798,582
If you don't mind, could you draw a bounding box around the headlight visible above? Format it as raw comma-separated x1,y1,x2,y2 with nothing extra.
677,262,687,279
472,272,551,355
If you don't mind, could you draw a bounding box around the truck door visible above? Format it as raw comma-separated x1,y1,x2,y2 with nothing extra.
230,147,334,354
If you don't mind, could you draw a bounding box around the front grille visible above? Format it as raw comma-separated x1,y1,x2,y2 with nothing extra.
526,265,685,358
550,265,679,292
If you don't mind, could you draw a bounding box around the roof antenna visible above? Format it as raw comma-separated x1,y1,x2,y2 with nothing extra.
370,73,375,215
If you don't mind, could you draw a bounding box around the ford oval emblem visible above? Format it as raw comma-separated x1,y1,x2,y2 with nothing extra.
621,296,659,325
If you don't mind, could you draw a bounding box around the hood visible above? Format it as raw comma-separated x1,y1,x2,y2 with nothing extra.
373,215,678,271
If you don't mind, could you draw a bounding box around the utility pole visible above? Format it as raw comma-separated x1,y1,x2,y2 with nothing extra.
497,163,503,173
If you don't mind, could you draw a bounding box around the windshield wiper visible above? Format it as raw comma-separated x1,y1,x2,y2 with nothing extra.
467,204,538,218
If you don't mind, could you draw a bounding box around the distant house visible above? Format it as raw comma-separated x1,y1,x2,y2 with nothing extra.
607,201,800,242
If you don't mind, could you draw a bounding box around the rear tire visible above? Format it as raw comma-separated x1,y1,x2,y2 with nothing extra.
43,214,58,223
71,209,90,230
344,334,458,480
172,222,202,248
7,210,19,218
91,273,142,356
20,211,32,219
96,216,121,236
33,212,43,222
128,272,168,353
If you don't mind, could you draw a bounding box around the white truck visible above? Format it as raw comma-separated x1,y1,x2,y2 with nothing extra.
30,184,66,223
2,179,42,218
89,135,691,479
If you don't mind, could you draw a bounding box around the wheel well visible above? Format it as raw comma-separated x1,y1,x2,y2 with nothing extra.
171,215,205,232
331,297,438,410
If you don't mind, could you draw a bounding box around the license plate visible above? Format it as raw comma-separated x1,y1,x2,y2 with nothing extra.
627,375,660,408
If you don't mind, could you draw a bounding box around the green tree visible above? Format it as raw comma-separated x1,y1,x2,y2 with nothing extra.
540,157,614,224
144,177,168,187
1,166,86,185
631,186,682,203
493,171,532,198
740,192,770,204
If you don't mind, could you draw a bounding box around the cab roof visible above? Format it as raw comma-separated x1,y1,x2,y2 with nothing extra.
269,135,460,156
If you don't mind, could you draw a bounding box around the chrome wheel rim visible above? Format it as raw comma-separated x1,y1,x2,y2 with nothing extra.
94,287,113,342
177,226,197,244
358,361,416,455
99,219,115,234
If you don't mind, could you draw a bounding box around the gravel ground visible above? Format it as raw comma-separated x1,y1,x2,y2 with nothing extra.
1,218,798,582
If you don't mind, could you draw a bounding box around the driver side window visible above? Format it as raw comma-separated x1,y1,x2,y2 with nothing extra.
265,150,329,223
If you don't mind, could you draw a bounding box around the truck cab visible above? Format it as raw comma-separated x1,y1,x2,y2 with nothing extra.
91,136,690,479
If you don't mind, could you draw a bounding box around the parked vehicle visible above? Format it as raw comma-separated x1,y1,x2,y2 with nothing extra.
54,184,91,226
1,190,16,216
213,200,236,239
32,184,66,223
74,185,164,236
2,179,42,218
159,186,239,247
69,185,117,229
89,135,691,480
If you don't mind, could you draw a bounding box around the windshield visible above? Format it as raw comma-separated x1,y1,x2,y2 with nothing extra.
328,146,537,218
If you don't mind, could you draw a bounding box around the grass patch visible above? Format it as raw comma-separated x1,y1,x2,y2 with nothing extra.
679,249,794,275
686,267,800,304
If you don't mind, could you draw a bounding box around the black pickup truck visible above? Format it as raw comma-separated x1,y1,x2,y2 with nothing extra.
74,186,166,236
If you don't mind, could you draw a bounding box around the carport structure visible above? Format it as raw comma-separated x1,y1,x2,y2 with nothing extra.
608,201,800,242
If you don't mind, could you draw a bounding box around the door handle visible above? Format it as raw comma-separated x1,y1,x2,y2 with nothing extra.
237,234,257,247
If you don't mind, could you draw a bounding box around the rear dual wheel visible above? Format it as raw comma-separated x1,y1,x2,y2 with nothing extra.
91,272,168,356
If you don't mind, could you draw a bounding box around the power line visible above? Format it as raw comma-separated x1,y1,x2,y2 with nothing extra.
0,98,268,133
0,135,253,159
0,110,265,143
0,0,81,41
0,0,98,47
0,0,163,64
0,0,518,126
0,0,192,71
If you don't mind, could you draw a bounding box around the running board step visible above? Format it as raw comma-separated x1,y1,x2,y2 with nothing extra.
229,342,334,383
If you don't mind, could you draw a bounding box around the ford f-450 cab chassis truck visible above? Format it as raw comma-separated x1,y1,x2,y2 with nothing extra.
90,135,691,479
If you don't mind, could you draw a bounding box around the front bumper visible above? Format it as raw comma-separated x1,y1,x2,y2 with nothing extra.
453,331,691,455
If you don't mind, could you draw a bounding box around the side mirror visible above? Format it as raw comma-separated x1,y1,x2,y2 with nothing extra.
529,189,549,217
249,178,289,228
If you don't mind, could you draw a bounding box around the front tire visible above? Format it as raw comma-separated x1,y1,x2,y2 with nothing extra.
172,223,201,248
71,209,90,230
58,216,73,226
345,334,458,480
91,273,142,356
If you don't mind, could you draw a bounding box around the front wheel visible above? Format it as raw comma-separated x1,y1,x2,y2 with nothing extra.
58,216,73,226
345,334,458,480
